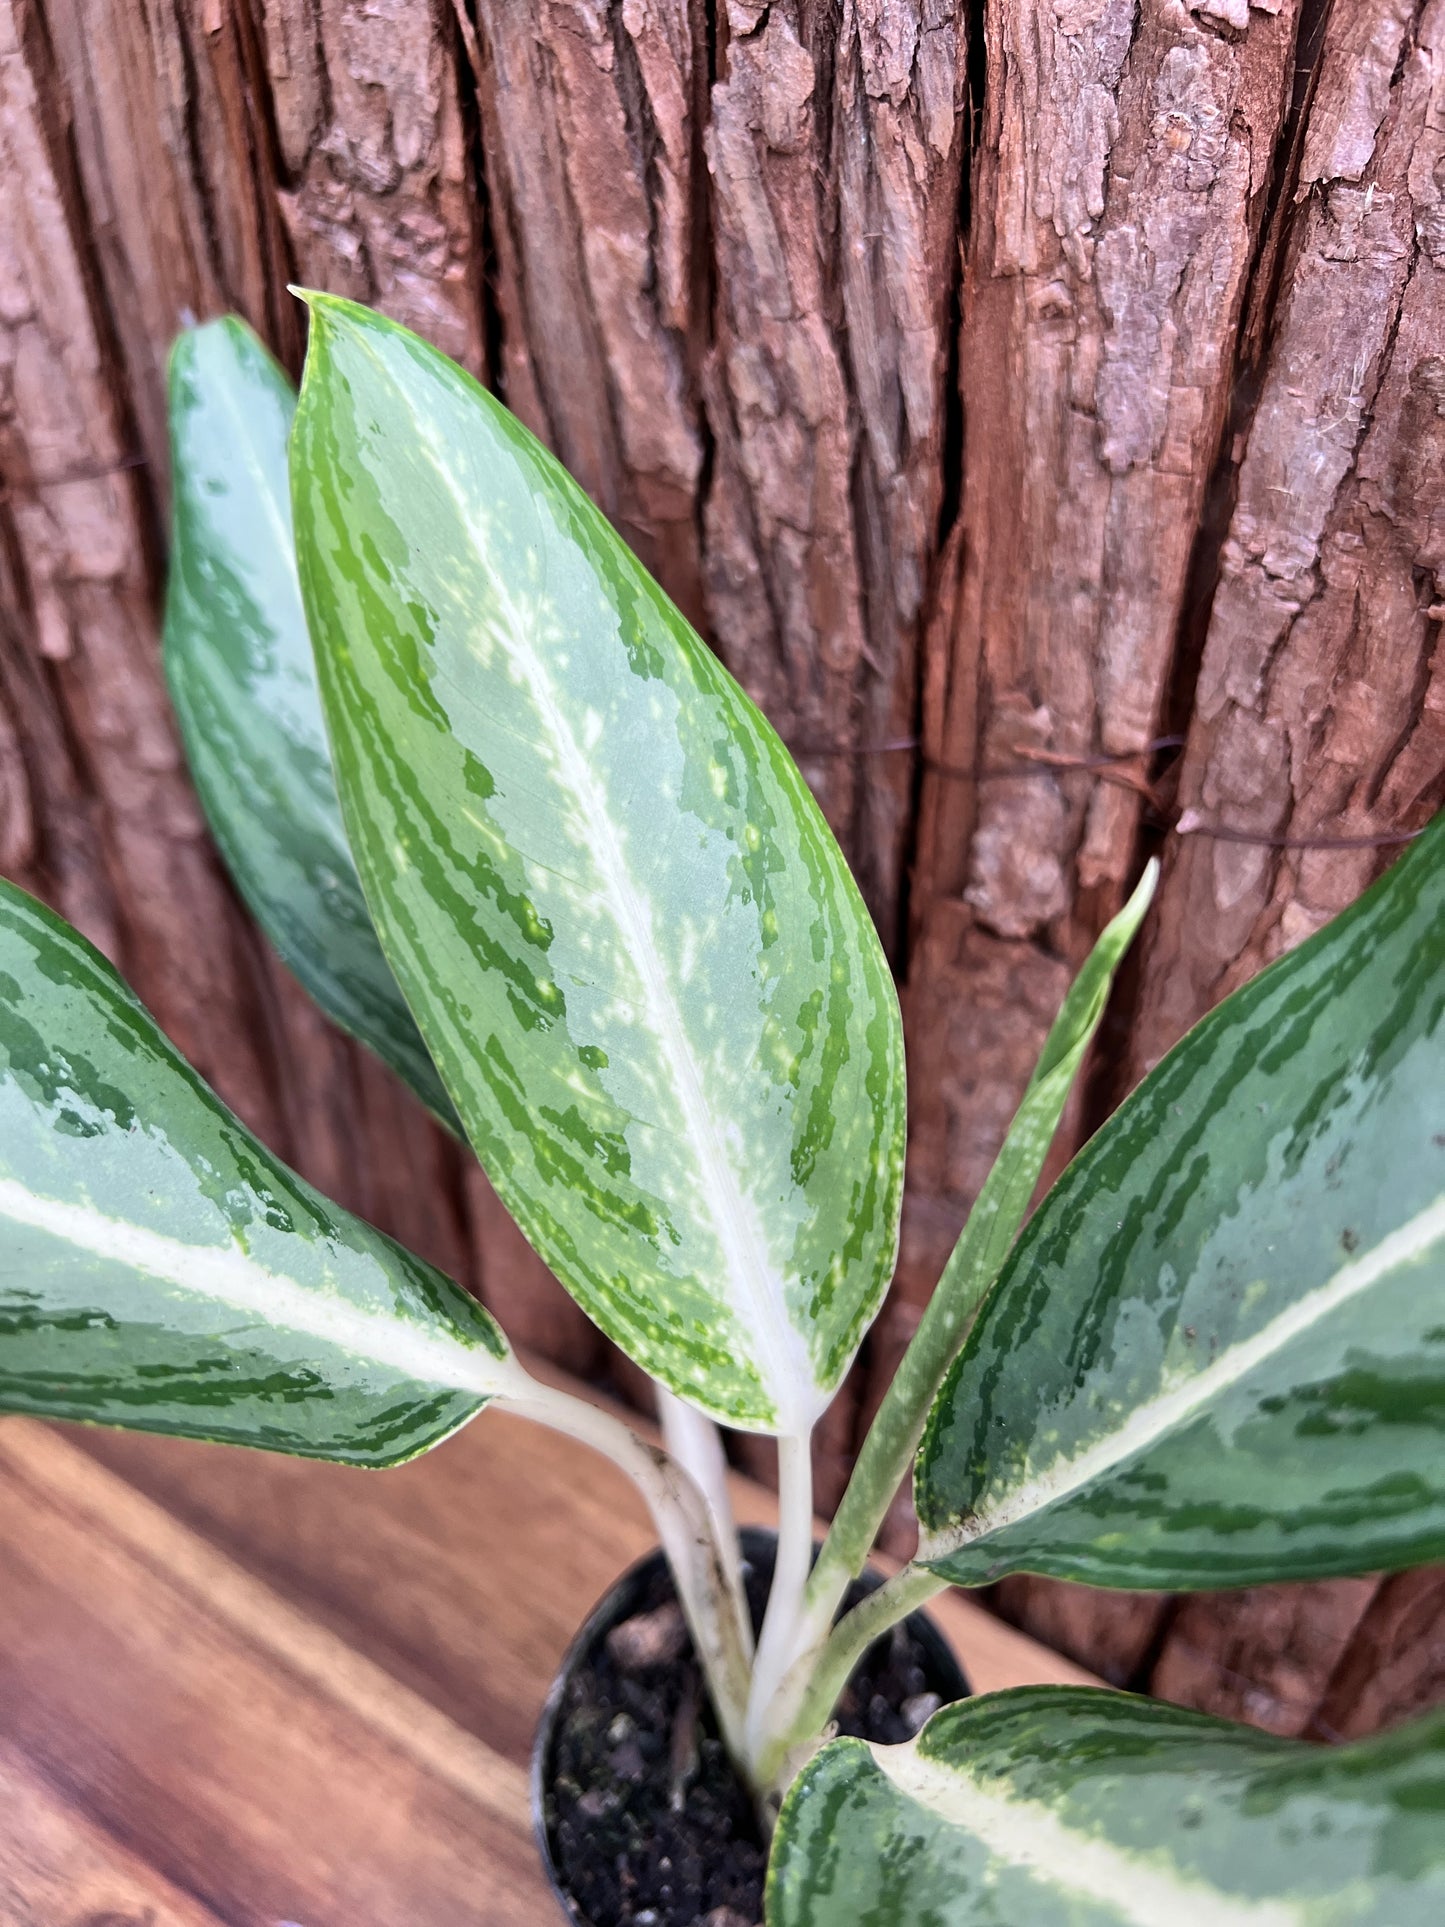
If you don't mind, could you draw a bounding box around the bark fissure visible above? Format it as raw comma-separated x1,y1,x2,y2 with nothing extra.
451,1,508,399
1132,0,1445,1071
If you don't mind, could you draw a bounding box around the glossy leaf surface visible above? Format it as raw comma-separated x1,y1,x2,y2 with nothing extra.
163,315,456,1127
0,879,508,1464
916,815,1445,1589
290,295,904,1433
768,1688,1445,1927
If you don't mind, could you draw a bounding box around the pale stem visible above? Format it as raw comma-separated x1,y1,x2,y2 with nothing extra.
657,1384,749,1650
755,1561,947,1791
498,1365,754,1771
744,1427,814,1762
772,1184,1019,1716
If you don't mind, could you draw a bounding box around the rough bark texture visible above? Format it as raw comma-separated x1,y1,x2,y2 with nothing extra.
891,0,1305,1437
1134,0,1445,1071
884,0,1300,1675
0,0,1442,1739
470,0,967,949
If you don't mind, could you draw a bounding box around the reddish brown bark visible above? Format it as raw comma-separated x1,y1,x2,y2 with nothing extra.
1314,1568,1445,1740
896,0,1305,1341
1133,0,1445,1070
882,3,1302,1613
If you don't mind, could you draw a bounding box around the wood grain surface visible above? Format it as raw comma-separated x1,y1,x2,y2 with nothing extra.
0,1379,1088,1927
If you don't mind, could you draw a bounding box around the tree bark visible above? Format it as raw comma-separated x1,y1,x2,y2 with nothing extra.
0,0,1441,1738
1134,0,1445,1071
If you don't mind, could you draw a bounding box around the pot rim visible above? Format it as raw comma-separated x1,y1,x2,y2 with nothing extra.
531,1525,970,1927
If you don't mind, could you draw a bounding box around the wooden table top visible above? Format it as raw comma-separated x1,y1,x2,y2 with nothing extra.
0,1384,1090,1926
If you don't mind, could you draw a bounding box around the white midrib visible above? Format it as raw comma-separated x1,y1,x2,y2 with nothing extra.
925,1193,1445,1558
394,365,816,1432
871,1744,1303,1927
0,1175,509,1400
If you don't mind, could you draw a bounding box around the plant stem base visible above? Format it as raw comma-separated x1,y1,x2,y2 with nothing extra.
536,1528,968,1927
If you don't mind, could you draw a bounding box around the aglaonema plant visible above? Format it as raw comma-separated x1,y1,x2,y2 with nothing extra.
0,300,1440,1923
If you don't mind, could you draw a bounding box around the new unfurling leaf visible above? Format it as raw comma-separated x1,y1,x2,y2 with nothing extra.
915,812,1445,1592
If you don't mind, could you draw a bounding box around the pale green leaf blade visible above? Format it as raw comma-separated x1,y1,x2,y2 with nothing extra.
0,878,508,1465
807,864,1157,1608
932,858,1159,1337
163,315,458,1129
289,293,904,1433
916,813,1445,1589
768,1688,1445,1927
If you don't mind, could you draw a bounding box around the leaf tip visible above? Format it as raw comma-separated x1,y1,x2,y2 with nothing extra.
290,287,349,343
1115,855,1160,938
291,291,386,387
167,312,221,388
167,313,273,394
291,287,375,332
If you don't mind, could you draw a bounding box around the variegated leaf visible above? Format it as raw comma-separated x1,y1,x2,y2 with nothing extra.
0,878,508,1465
289,294,904,1433
163,315,457,1127
804,864,1159,1618
915,812,1445,1589
768,1688,1445,1926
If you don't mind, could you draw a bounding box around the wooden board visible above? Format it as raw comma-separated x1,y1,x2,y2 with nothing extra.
0,1381,1090,1926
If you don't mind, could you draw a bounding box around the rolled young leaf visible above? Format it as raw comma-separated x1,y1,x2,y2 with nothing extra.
915,811,1445,1589
768,1687,1445,1926
0,878,508,1464
746,879,1169,1788
289,294,904,1434
791,862,1159,1683
163,315,458,1128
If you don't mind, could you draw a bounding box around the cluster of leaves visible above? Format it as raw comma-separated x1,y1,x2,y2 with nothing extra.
0,303,1440,1922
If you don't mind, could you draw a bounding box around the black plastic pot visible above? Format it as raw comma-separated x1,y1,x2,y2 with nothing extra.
533,1526,969,1927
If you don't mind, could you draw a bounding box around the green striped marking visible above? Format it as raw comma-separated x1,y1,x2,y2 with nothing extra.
806,864,1159,1626
290,295,904,1432
163,315,457,1127
0,879,507,1465
916,812,1445,1590
768,1689,1445,1925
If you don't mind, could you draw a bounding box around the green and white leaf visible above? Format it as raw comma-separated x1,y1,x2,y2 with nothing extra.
915,813,1445,1590
920,858,1160,1348
289,294,904,1433
768,1688,1445,1927
0,878,509,1465
163,315,457,1127
801,863,1159,1634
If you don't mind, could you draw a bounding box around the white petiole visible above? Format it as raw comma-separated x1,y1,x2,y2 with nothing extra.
496,1364,755,1767
743,1427,816,1771
656,1384,749,1636
498,1370,928,1801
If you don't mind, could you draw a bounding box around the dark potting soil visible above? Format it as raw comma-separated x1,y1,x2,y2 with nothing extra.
543,1550,960,1927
